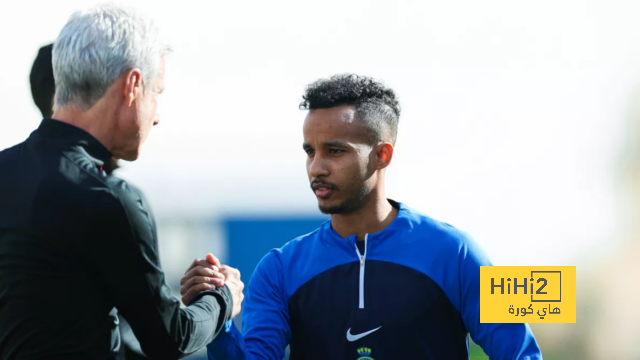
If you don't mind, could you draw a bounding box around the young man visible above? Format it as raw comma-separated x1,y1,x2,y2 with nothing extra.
182,74,542,359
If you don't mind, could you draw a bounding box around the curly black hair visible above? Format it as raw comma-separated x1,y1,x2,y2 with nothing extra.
300,74,400,145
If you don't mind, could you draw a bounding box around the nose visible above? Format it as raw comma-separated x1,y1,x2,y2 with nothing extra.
153,113,160,126
308,153,329,179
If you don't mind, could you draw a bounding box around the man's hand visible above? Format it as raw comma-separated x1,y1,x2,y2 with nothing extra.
179,254,245,319
180,254,225,306
219,265,244,319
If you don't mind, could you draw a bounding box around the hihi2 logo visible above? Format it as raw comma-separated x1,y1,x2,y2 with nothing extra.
480,266,576,323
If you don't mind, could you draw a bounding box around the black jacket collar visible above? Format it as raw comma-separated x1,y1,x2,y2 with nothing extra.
36,118,113,165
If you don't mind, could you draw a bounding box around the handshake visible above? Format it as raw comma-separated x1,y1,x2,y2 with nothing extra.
180,253,245,319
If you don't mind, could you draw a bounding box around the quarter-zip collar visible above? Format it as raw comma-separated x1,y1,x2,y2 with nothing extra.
322,199,408,250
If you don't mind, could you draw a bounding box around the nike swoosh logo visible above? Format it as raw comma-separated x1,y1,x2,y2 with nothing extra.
346,326,382,342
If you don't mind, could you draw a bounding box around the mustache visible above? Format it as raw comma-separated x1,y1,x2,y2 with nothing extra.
310,179,339,190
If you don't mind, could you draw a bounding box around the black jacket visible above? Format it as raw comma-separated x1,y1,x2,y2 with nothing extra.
0,119,232,360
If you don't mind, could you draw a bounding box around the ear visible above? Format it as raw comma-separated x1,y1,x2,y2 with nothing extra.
123,68,143,106
376,143,394,170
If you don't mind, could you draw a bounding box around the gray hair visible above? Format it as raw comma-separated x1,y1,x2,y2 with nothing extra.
52,4,171,111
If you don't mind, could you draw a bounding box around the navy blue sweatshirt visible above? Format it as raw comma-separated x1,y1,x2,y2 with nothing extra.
207,201,541,359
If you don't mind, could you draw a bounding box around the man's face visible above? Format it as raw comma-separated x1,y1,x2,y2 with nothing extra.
303,105,376,214
118,57,164,161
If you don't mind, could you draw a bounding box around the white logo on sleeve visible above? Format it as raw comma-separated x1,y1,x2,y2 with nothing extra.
346,326,382,342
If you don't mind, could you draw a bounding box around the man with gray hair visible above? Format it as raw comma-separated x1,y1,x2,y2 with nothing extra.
0,4,244,359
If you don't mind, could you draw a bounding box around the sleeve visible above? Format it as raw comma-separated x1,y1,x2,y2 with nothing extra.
207,250,291,360
89,189,233,359
458,236,543,360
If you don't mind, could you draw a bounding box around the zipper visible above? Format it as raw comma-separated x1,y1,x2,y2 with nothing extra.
354,233,368,309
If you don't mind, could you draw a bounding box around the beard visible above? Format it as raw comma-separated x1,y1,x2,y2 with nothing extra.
318,183,370,215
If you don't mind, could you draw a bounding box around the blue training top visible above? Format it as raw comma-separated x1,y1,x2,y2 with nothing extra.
207,200,542,360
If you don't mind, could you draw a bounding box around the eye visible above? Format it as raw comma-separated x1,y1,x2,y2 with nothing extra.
329,149,344,154
305,149,315,156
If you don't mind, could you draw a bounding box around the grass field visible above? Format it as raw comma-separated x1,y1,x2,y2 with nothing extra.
470,341,489,360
